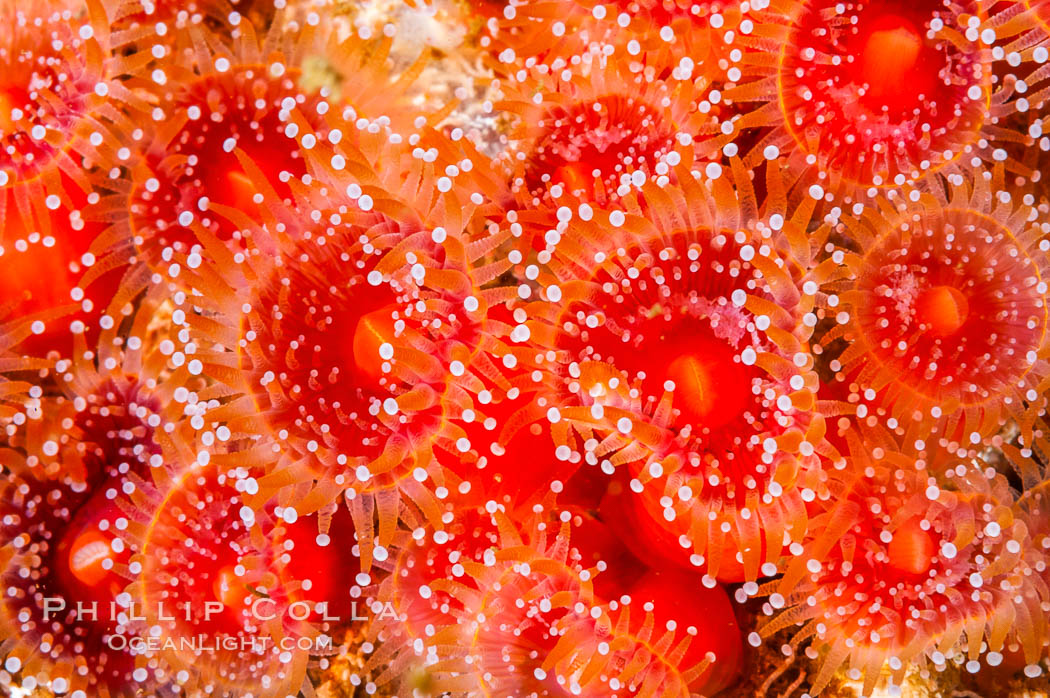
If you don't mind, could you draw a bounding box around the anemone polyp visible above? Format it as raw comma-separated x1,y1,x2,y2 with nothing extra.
90,12,334,285
0,469,155,697
197,214,468,474
824,175,1050,442
0,0,113,185
760,447,1037,696
493,55,718,246
170,128,493,567
370,501,735,696
722,0,992,190
0,0,150,343
0,0,150,235
0,401,156,696
122,458,339,698
0,293,204,694
513,170,833,581
125,68,323,267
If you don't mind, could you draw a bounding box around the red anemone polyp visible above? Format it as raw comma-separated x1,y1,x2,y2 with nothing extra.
761,456,1034,696
496,58,717,219
175,141,489,566
522,94,676,199
371,502,731,697
826,180,1050,441
0,0,110,186
0,469,146,696
724,0,989,188
529,202,824,580
551,222,807,444
124,46,330,272
0,0,151,254
0,305,194,693
245,238,441,464
780,0,988,186
0,0,145,347
132,462,324,698
226,221,478,490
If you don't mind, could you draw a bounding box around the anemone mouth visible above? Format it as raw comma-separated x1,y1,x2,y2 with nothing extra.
776,0,988,185
523,94,675,197
852,208,1046,406
52,489,130,601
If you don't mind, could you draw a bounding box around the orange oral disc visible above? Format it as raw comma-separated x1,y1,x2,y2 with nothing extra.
860,16,923,103
351,305,399,383
67,529,114,588
665,338,754,430
887,518,935,577
212,565,247,609
917,285,969,336
225,168,261,213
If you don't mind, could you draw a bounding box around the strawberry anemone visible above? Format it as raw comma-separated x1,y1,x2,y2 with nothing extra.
724,0,993,189
500,57,715,204
121,458,341,698
484,58,718,255
0,0,148,347
0,0,145,228
823,175,1050,444
758,442,1038,696
0,302,190,695
97,18,436,295
0,464,151,697
0,295,224,694
174,137,492,568
376,496,646,646
2,283,200,485
91,15,334,288
520,169,836,581
368,502,740,696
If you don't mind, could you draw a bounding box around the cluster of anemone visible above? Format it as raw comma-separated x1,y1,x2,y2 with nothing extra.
4,1,1050,698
